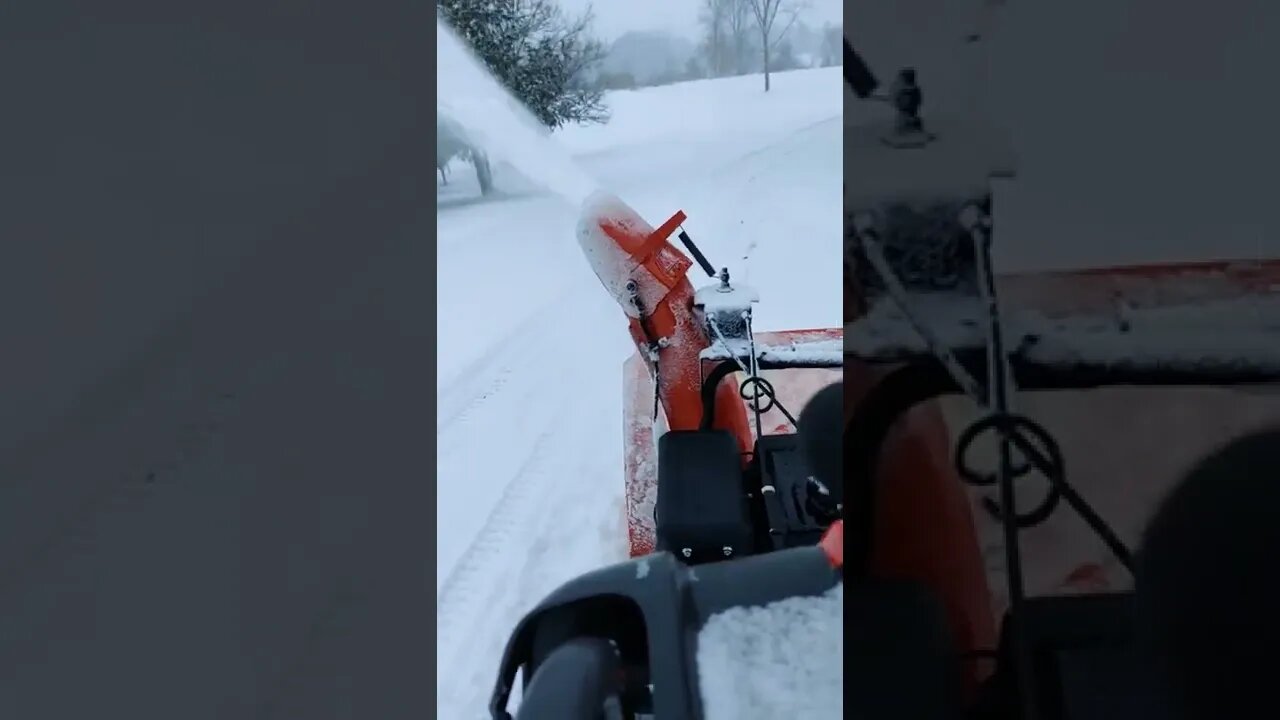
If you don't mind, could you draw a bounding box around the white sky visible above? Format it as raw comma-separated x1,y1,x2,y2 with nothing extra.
556,0,842,42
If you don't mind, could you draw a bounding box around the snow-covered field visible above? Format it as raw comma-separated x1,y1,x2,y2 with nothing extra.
436,67,841,718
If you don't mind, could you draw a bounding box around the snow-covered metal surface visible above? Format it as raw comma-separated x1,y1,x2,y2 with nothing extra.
848,296,1280,370
701,339,844,367
697,584,843,720
846,260,1280,375
623,352,661,556
578,191,693,321
694,281,760,313
700,328,844,367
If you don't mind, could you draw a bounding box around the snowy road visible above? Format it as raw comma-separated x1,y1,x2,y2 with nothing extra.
435,67,842,718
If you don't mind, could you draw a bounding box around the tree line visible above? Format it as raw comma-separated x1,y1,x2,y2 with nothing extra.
599,2,842,93
437,0,842,195
697,0,838,91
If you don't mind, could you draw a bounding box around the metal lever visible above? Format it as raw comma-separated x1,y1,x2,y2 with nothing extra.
677,229,717,278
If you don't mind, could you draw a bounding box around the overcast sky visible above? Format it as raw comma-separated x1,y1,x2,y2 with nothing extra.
556,0,842,42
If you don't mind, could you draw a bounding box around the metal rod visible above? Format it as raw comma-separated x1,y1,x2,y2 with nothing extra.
966,203,1039,720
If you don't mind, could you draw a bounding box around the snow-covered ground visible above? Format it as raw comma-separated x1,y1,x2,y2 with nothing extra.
436,67,841,718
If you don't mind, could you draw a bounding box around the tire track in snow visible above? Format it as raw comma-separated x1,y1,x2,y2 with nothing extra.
436,289,612,602
696,114,840,183
436,391,567,592
436,292,629,718
436,372,626,720
435,417,560,665
437,287,574,432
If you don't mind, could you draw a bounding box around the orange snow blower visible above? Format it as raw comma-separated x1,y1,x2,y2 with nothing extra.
573,193,843,562
485,22,1280,720
487,194,845,720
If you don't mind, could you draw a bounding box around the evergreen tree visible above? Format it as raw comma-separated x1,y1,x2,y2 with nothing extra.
438,0,608,129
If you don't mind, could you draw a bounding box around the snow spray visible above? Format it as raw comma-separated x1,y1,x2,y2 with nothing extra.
436,17,600,207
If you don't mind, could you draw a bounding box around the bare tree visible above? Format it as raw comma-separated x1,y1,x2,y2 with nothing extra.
699,0,729,77
701,0,759,78
746,0,805,91
726,0,752,75
819,22,841,67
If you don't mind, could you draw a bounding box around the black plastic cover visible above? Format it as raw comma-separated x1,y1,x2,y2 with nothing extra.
756,434,830,551
655,430,754,563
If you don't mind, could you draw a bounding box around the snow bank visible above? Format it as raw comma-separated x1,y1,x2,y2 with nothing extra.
697,584,844,720
701,339,843,367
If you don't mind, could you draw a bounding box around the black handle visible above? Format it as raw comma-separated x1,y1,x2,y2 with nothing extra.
844,39,880,99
